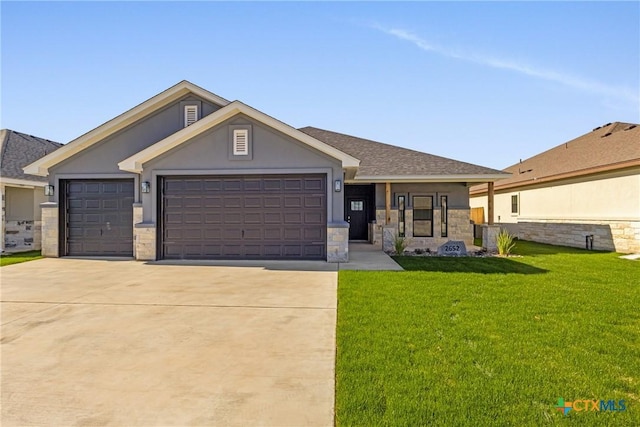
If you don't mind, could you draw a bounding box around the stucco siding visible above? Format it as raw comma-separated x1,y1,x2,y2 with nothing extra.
48,95,221,186
469,169,640,253
141,114,344,223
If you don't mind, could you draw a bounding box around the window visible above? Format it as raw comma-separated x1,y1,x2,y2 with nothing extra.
184,105,198,127
350,201,363,211
233,129,249,155
440,195,448,237
413,196,433,237
511,194,519,214
398,195,406,237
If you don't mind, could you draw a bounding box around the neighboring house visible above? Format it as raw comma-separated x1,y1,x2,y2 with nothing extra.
470,122,640,253
25,80,508,262
1,129,62,252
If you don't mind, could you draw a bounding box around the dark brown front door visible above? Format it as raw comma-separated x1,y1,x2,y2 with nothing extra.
347,198,368,240
160,174,326,260
62,179,134,256
345,184,375,241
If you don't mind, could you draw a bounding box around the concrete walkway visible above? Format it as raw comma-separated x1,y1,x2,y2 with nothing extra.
1,258,337,426
340,243,404,271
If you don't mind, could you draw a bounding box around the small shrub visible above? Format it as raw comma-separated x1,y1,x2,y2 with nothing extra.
393,234,410,255
496,229,516,256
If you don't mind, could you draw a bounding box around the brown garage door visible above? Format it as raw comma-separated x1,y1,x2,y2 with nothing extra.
161,175,327,260
63,179,134,256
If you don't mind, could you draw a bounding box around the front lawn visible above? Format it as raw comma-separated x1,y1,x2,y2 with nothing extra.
0,250,42,267
336,241,639,426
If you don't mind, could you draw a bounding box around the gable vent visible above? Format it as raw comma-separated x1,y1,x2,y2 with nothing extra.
233,129,249,155
184,105,198,127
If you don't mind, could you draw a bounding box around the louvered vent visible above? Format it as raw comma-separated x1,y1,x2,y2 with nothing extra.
184,105,198,127
233,129,249,155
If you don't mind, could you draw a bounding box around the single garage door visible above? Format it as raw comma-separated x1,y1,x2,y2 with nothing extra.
63,179,134,256
161,174,327,260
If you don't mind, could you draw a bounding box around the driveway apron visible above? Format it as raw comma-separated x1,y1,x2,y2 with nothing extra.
1,258,337,426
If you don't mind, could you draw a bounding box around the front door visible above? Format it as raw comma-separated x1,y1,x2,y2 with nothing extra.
347,198,368,240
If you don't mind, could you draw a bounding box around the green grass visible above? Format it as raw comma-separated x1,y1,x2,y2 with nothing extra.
336,241,639,426
0,250,42,267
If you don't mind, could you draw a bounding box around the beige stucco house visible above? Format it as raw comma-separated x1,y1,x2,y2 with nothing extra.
470,122,640,253
1,130,62,252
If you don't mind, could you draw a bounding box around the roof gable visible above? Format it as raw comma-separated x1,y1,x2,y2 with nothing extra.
470,121,640,194
118,102,360,172
1,129,62,183
23,81,230,176
299,127,509,182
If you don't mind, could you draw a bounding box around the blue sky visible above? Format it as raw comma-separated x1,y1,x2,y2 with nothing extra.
1,1,638,170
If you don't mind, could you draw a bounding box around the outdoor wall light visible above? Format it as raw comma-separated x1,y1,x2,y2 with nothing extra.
334,179,342,192
44,185,55,196
141,181,151,193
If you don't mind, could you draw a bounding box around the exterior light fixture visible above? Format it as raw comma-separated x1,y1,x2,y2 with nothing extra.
334,179,342,192
141,181,151,193
44,185,55,196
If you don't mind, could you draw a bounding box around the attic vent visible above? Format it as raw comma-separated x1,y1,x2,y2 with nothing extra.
233,129,249,155
184,105,198,127
601,132,612,138
625,125,637,131
592,126,601,131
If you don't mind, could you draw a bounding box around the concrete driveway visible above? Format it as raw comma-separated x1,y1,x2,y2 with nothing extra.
1,258,337,426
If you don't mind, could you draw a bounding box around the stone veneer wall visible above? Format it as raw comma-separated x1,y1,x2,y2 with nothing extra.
327,222,349,262
378,207,473,252
134,224,156,261
40,202,59,257
501,220,640,253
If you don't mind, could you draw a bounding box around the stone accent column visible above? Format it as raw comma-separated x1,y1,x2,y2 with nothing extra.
132,203,143,258
382,225,399,253
482,224,500,252
135,223,156,261
327,222,349,262
40,202,59,257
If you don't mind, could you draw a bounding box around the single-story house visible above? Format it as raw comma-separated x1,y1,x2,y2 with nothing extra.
1,129,62,252
470,122,640,253
25,80,508,262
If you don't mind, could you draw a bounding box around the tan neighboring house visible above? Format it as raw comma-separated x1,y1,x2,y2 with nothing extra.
470,122,640,253
1,130,62,252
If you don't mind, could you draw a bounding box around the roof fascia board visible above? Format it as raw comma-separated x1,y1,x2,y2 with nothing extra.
23,81,230,177
119,101,360,173
0,177,45,188
349,174,511,184
470,159,640,196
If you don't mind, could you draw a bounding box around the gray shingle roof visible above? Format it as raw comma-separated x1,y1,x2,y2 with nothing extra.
299,126,505,178
0,129,62,182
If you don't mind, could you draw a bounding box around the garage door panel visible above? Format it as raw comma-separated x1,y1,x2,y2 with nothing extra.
284,179,302,190
264,228,282,239
304,196,323,208
162,174,326,260
264,197,282,208
304,212,324,224
284,213,302,224
65,179,134,257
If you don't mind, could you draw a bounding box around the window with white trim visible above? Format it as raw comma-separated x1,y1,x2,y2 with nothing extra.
233,129,249,155
184,105,198,127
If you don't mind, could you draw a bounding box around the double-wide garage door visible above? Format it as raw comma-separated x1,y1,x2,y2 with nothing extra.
161,175,327,260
